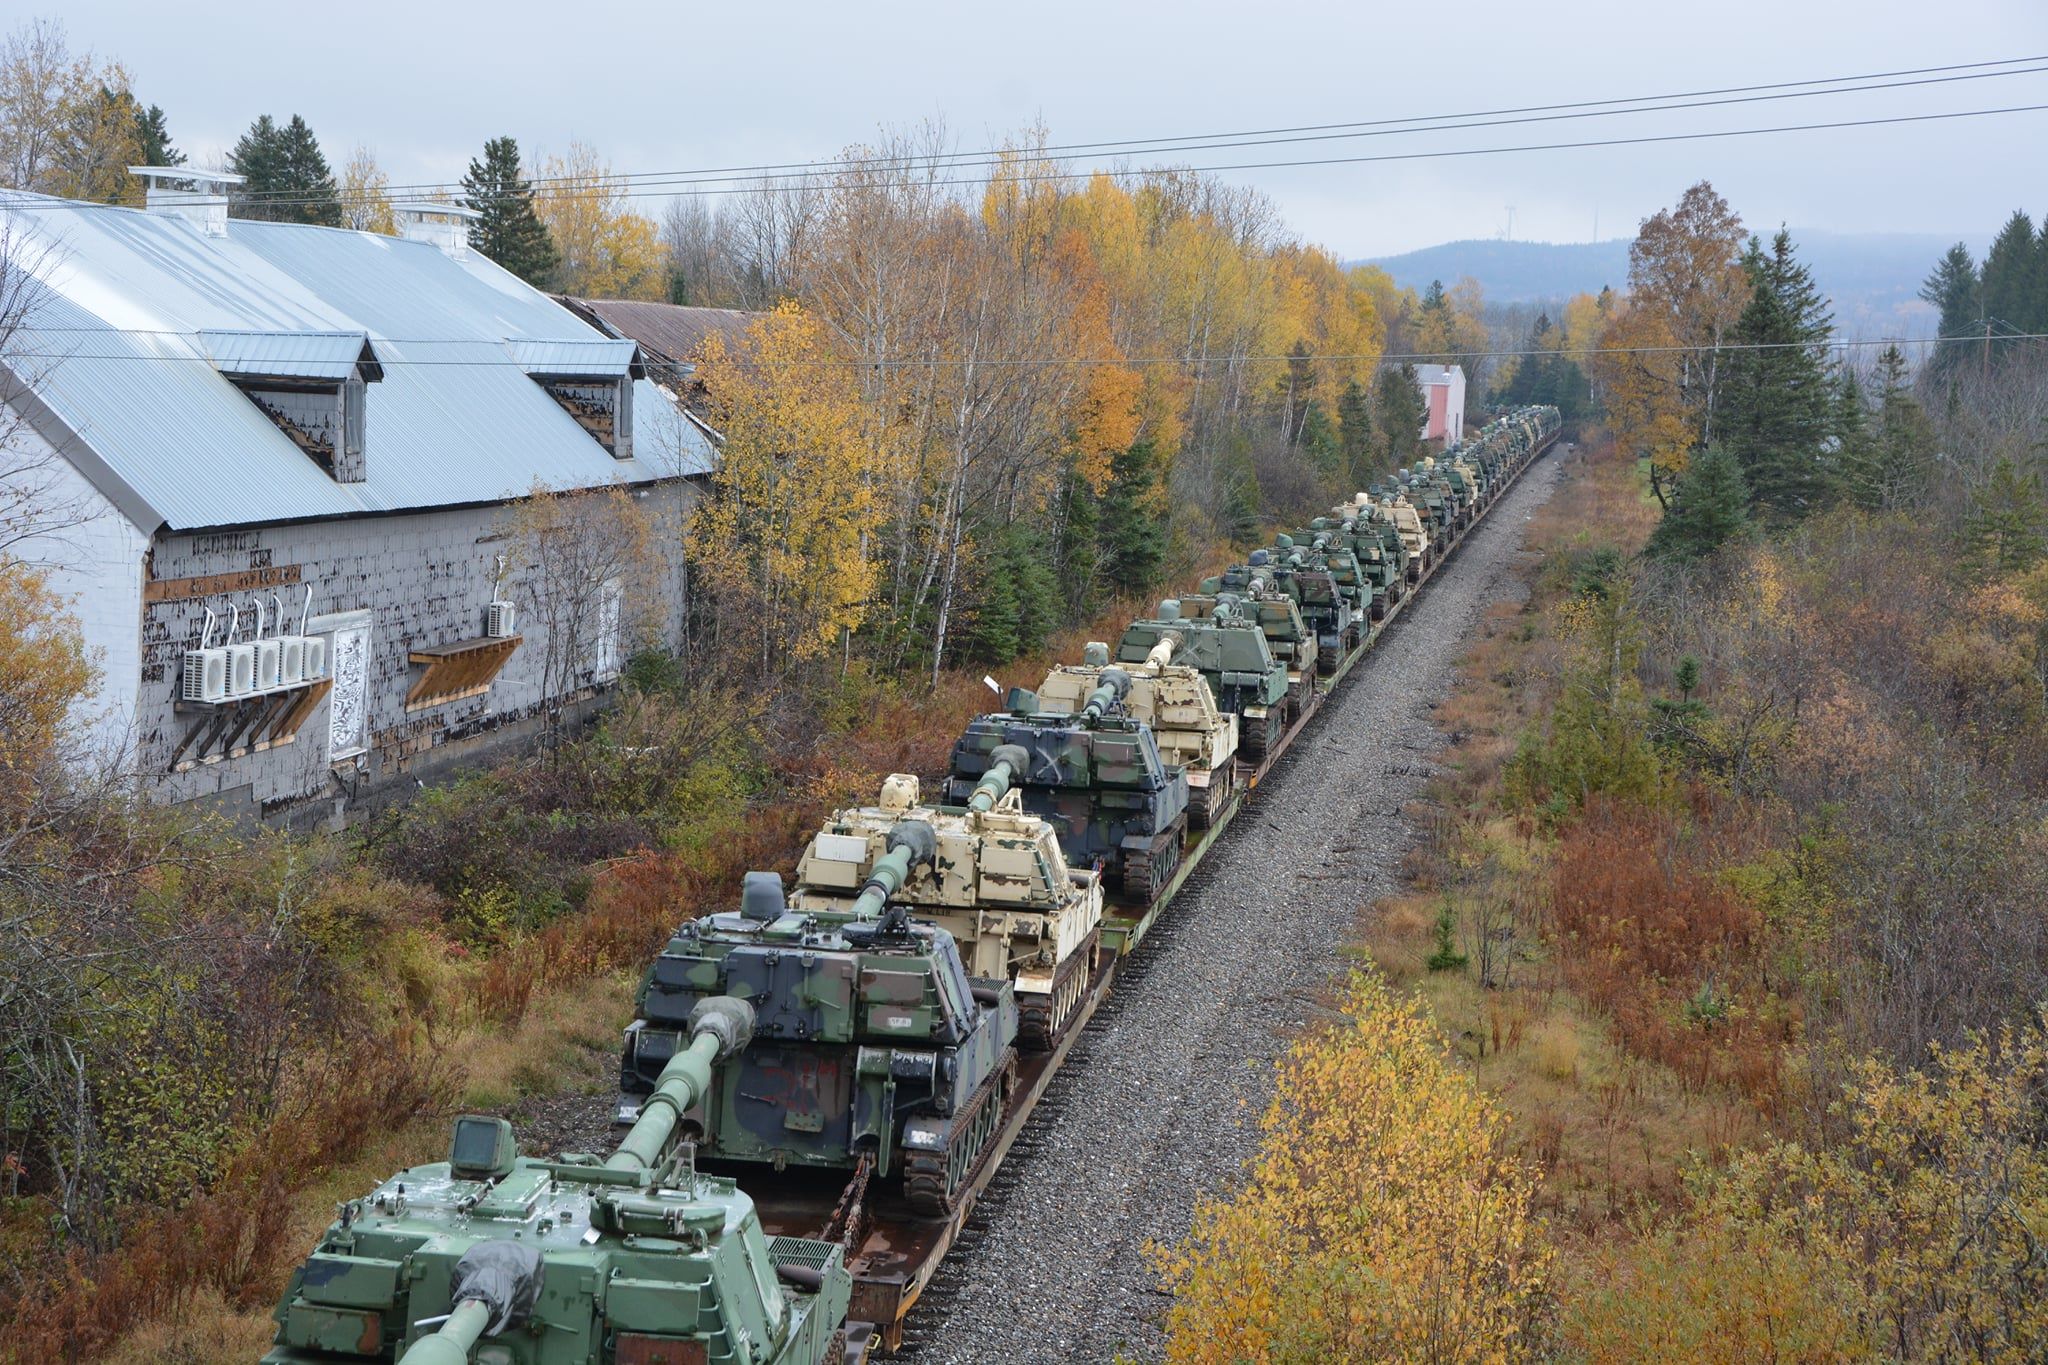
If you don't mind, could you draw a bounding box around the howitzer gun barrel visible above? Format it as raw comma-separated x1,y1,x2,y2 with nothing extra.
1143,635,1177,671
396,1298,489,1365
848,821,940,918
607,998,755,1174
967,744,1032,814
1078,667,1132,724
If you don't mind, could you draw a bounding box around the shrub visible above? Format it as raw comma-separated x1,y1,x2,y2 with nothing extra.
1155,970,1551,1363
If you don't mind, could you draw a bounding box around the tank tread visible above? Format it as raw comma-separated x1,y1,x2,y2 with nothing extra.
903,1049,1016,1219
1187,765,1233,830
1017,933,1098,1051
1118,826,1185,908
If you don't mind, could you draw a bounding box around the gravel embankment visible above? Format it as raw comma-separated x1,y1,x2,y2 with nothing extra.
911,452,1565,1365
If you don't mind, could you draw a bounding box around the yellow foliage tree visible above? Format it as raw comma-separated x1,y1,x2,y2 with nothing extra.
690,301,879,673
1156,970,1551,1364
1596,300,1694,493
1569,1019,2048,1364
532,141,664,299
0,559,95,804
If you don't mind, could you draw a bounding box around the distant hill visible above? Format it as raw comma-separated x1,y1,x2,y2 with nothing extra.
1359,230,1982,337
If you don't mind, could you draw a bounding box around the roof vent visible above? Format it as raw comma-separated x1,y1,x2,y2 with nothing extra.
393,202,481,255
130,166,244,238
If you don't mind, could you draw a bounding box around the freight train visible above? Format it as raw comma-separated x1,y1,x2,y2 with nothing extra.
262,406,1560,1364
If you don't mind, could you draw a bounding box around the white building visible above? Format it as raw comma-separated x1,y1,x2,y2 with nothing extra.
1,169,717,827
1414,363,1466,447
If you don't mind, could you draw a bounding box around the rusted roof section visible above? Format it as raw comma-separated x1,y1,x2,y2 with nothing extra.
559,298,761,373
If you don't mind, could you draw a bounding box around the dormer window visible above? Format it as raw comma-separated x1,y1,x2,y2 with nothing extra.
203,330,383,482
505,338,644,460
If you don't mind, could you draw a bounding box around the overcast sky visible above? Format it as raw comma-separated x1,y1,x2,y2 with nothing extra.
41,0,2048,258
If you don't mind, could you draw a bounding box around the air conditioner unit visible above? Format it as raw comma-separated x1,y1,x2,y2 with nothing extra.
182,647,229,703
486,601,517,638
227,642,257,697
278,635,306,686
302,636,328,680
254,638,282,691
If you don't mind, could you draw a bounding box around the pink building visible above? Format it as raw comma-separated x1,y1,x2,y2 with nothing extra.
1415,364,1466,447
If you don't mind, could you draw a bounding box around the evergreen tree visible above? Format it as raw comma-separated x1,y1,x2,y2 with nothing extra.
1097,439,1166,596
1649,445,1750,560
1919,242,1980,378
1337,379,1374,491
463,136,559,286
1980,211,2040,336
1718,229,1835,523
1833,367,1877,507
1054,459,1103,620
1371,363,1426,472
1963,457,2048,580
229,113,340,226
1297,400,1340,484
1870,345,1936,510
133,103,181,167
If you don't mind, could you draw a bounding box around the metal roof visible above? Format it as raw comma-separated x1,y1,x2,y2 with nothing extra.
200,329,383,382
504,336,644,379
2,193,717,534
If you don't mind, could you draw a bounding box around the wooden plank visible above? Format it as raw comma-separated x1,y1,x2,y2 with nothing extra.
268,677,332,742
406,636,520,711
144,564,302,605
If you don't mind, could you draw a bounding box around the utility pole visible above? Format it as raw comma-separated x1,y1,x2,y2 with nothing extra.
1984,318,1992,381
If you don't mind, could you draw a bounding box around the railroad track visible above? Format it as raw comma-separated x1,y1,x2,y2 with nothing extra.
878,428,1563,1360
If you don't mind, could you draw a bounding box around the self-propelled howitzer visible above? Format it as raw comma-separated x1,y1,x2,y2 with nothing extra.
265,996,855,1365
942,678,1191,904
1038,639,1240,828
619,872,1018,1219
1116,597,1291,762
791,760,1104,1049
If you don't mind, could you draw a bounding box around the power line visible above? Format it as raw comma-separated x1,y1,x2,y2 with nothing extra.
8,331,2042,369
6,57,2037,215
8,97,2039,218
195,53,2048,203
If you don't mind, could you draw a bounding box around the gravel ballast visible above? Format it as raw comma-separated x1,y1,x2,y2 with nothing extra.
909,452,1567,1364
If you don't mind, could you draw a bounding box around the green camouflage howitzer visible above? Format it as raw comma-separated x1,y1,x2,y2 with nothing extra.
791,763,1104,1050
265,994,854,1365
620,869,1018,1220
1039,638,1241,830
1329,495,1411,613
1270,533,1358,668
942,675,1191,905
1117,596,1291,763
1195,557,1320,702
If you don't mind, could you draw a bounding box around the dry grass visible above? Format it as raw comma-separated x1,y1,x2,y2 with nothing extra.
1354,430,1767,1262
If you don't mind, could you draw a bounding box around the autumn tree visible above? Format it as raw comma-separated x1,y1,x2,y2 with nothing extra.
688,302,879,676
337,144,396,235
462,136,558,286
1157,970,1550,1363
1596,299,1693,501
1626,181,1750,449
0,217,97,562
530,142,662,299
0,20,145,204
229,113,342,227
